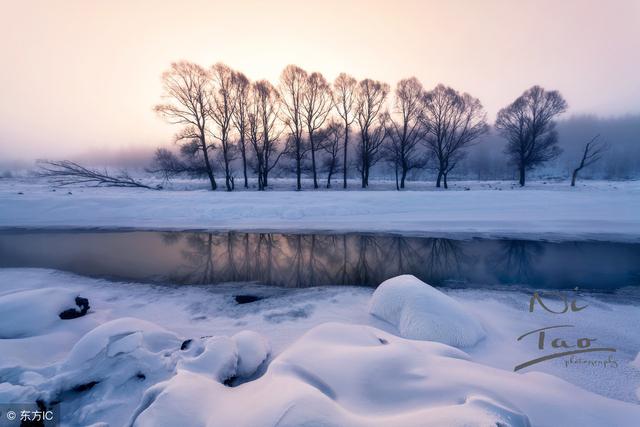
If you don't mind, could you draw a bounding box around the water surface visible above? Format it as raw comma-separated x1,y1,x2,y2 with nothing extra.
1,231,639,289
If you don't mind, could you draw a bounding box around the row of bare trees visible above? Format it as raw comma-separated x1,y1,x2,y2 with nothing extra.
153,62,583,190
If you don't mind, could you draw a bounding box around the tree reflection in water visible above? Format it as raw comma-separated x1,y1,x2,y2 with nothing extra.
165,232,471,287
1,231,636,289
489,240,544,284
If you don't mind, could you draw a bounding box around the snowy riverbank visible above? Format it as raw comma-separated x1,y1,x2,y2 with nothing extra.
1,178,639,242
0,269,639,426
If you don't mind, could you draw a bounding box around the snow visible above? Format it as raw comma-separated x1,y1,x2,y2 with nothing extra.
232,330,271,378
368,274,485,347
129,322,638,427
0,287,81,338
1,178,639,242
177,336,238,382
0,269,639,426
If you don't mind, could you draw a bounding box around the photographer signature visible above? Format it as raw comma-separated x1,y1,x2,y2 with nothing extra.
514,291,616,372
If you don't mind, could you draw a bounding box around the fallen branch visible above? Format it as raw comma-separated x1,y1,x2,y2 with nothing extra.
37,160,155,189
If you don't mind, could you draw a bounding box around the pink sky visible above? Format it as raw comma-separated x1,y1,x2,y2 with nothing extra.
1,0,639,162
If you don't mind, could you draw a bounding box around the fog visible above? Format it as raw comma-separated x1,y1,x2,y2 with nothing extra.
3,114,637,182
1,0,639,165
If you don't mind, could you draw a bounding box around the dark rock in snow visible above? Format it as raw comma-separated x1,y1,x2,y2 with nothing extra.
71,380,99,393
234,295,262,304
180,339,193,350
59,296,91,320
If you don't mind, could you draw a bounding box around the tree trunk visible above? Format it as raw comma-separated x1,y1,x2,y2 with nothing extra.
436,170,443,188
223,151,232,192
395,162,400,191
443,173,448,189
364,165,369,188
571,168,579,186
400,166,407,189
519,166,526,187
296,143,302,191
240,140,248,189
343,125,349,189
310,135,318,189
201,142,217,191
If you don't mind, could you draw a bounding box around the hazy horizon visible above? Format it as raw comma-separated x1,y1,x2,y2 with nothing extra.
1,0,639,163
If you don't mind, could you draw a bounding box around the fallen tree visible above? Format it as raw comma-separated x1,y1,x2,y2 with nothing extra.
37,160,154,189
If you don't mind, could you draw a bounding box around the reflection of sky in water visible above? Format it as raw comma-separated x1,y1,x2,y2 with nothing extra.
1,231,639,290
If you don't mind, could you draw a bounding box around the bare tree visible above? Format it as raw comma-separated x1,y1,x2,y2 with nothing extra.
210,63,239,191
571,135,608,186
154,62,217,190
148,147,204,182
248,80,286,190
333,73,358,189
422,84,488,188
302,72,333,189
495,85,568,186
232,71,251,188
388,77,427,189
319,119,343,188
280,65,308,190
355,79,390,188
38,160,153,189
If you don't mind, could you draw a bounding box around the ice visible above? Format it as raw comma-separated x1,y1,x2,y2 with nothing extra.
368,275,486,347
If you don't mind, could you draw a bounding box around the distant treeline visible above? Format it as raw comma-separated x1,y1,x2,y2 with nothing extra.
151,62,638,190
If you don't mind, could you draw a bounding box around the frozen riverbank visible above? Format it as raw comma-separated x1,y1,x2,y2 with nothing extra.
0,269,639,426
1,178,639,242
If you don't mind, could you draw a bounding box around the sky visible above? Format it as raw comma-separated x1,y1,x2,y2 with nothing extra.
0,0,639,163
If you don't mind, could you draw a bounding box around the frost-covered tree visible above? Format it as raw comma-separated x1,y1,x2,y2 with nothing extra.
154,62,218,190
232,71,251,188
355,79,390,188
422,84,488,189
495,86,568,186
319,119,343,188
302,72,333,189
332,73,358,188
248,80,285,190
280,65,308,190
388,77,428,189
571,135,608,186
210,63,238,191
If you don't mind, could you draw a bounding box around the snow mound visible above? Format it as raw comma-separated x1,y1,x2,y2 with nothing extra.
130,322,640,427
368,275,485,347
233,330,271,378
0,312,272,426
178,336,238,382
0,288,81,338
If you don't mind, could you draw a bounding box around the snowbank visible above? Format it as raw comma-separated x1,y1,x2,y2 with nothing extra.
0,288,81,338
368,275,485,347
130,322,640,427
1,269,639,426
0,312,271,426
1,178,639,242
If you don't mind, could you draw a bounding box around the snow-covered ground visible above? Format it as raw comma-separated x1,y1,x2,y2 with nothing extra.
0,269,639,426
1,177,639,242
2,177,639,426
